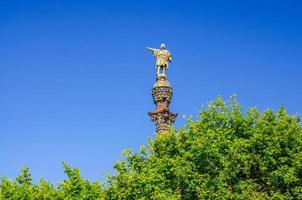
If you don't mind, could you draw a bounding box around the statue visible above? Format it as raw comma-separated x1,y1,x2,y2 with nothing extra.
147,44,172,75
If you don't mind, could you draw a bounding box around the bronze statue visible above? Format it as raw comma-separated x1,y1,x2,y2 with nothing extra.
147,44,172,75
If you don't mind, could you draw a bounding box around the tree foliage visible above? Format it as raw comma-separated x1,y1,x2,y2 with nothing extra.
1,97,302,199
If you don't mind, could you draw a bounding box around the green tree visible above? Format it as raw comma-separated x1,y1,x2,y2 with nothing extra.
105,97,302,199
0,164,104,200
1,97,301,199
57,162,104,199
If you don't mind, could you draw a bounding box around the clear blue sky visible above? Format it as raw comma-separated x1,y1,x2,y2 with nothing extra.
1,0,301,183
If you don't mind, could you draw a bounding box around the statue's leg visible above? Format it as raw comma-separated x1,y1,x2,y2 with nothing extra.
156,67,160,75
162,67,165,75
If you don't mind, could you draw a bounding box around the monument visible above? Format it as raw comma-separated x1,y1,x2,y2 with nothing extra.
147,44,177,133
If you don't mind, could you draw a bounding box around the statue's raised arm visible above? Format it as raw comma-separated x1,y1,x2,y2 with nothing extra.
146,44,172,75
146,47,159,57
146,47,155,52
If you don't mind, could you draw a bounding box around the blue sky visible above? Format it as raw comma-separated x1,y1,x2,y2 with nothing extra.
1,0,301,183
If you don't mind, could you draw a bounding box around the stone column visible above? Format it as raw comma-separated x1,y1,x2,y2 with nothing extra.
148,74,177,133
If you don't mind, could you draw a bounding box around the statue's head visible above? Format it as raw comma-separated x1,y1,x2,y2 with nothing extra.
160,44,166,49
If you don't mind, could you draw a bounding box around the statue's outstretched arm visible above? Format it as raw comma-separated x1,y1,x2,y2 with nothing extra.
146,47,154,52
146,47,158,56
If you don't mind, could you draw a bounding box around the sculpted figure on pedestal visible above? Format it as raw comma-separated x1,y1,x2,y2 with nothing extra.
147,44,172,75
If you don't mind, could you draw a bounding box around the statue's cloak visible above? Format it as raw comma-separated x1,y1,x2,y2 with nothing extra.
152,49,172,69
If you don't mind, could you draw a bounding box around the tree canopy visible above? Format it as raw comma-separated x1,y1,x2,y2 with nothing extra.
1,97,302,199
